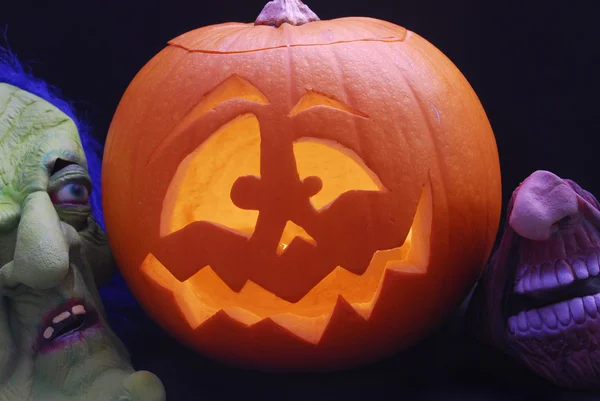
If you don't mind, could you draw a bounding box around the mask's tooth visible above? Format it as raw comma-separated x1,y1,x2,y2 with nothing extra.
523,273,532,293
526,309,543,329
539,305,558,329
541,262,558,290
517,311,529,332
586,251,600,276
583,295,597,318
52,311,71,324
572,258,589,280
515,278,524,294
569,298,586,324
508,316,518,333
43,327,54,340
72,305,86,315
553,301,572,326
530,266,542,291
594,294,600,313
556,260,575,286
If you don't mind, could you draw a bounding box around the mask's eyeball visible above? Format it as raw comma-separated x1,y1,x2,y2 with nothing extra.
50,183,90,205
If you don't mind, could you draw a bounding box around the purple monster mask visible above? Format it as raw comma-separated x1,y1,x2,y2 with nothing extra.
466,170,600,389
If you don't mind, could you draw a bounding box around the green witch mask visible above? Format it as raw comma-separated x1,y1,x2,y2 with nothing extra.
0,83,165,400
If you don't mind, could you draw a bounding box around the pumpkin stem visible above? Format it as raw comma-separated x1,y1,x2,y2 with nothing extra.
255,0,320,27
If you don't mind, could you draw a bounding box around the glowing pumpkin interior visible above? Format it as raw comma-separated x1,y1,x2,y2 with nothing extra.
139,75,433,344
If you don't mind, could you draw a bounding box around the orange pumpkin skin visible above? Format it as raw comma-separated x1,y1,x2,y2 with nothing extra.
102,13,502,371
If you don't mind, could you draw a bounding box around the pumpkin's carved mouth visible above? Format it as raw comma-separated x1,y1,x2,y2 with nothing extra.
141,173,432,344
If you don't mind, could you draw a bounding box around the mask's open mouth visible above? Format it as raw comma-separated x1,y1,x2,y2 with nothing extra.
38,298,100,353
506,250,600,334
509,275,600,316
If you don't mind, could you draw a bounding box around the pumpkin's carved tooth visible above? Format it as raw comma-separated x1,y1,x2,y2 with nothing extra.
317,296,371,346
269,313,330,344
174,282,216,330
141,253,213,329
349,301,374,320
223,307,262,326
140,253,181,292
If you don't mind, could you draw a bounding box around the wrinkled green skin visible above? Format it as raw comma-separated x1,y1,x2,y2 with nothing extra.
0,83,165,400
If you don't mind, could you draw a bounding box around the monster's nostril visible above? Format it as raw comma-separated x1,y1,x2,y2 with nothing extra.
551,215,572,233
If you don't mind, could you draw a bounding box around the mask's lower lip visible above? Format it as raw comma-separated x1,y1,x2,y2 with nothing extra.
37,298,101,353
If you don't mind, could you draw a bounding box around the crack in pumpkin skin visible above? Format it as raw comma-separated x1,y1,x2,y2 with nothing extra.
168,18,407,54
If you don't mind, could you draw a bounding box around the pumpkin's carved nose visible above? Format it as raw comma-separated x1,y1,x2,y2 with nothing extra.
509,170,579,241
230,174,323,211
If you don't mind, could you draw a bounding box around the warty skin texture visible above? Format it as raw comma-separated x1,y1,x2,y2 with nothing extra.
0,83,165,401
467,170,600,389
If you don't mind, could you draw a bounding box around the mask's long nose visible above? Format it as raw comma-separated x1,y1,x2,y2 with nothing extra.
508,170,578,241
1,192,75,289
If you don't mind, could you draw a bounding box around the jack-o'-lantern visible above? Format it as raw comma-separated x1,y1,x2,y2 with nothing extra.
102,0,502,370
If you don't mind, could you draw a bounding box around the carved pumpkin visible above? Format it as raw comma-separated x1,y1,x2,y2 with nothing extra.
102,0,502,370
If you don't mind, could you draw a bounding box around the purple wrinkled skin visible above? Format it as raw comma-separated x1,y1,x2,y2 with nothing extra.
466,170,600,389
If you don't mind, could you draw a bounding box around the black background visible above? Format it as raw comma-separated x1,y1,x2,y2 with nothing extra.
1,0,600,399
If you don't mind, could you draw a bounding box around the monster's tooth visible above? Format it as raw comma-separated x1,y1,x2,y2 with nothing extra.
43,327,54,340
517,311,529,332
541,262,558,289
556,260,575,286
583,295,597,318
530,267,542,292
594,294,600,312
72,305,86,315
587,252,600,277
553,301,572,325
523,273,532,293
569,298,586,324
572,258,589,280
539,306,558,329
508,316,517,333
526,309,543,329
52,311,71,324
515,278,524,294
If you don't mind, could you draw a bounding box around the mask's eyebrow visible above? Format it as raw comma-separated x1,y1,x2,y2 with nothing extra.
49,158,83,176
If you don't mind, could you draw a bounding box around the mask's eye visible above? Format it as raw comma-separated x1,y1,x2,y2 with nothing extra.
50,182,90,205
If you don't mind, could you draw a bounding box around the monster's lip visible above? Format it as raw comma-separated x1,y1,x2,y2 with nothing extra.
37,298,100,353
